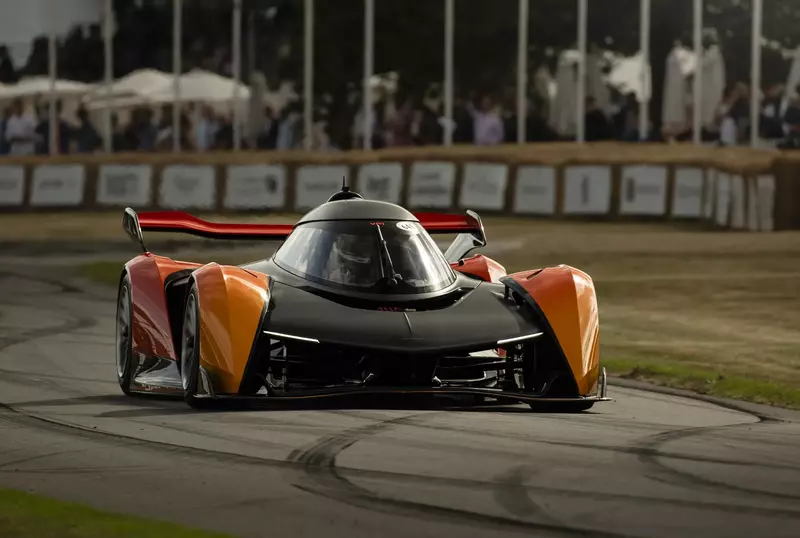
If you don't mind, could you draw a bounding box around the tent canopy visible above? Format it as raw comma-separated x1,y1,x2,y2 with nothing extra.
0,77,93,99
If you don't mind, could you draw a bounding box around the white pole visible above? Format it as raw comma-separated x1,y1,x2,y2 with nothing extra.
692,0,703,144
750,0,762,148
233,0,243,150
516,0,529,144
639,0,651,141
48,0,57,155
304,0,314,150
363,0,374,150
103,0,113,153
444,0,454,146
172,0,182,153
576,0,587,143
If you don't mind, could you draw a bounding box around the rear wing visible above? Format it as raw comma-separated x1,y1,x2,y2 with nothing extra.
123,207,486,258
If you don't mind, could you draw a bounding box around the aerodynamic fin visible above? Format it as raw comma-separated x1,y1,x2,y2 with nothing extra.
130,209,294,241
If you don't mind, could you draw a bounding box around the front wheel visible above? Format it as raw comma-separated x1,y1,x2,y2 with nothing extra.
115,273,135,395
180,284,203,408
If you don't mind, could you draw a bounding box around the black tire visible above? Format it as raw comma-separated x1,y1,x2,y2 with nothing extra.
528,400,595,413
115,273,135,395
179,284,204,408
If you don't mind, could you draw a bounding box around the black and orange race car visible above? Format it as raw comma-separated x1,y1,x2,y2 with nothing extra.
115,183,608,411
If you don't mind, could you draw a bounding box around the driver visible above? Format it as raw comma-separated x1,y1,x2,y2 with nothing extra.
327,234,375,286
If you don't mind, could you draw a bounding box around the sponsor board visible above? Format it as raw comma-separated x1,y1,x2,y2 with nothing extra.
703,169,716,219
97,164,152,206
356,163,403,204
159,165,216,209
714,172,731,227
729,175,745,229
407,161,456,209
0,165,25,206
757,175,775,231
513,166,556,214
620,165,668,215
30,164,86,206
563,165,611,215
224,164,287,209
671,167,704,218
459,163,508,210
295,165,349,210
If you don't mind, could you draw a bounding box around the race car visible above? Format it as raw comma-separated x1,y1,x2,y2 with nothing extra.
116,182,608,411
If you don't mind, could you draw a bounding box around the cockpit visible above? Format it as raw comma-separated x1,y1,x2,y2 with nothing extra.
273,220,457,294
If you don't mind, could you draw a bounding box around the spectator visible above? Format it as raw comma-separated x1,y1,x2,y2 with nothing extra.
194,104,219,151
74,106,102,153
760,84,785,140
614,93,639,141
0,45,16,83
255,106,279,149
451,97,474,144
470,95,504,146
35,101,73,155
4,99,38,156
276,103,302,150
584,96,613,141
387,96,415,147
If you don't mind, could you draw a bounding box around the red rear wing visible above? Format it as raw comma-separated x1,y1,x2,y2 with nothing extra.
124,208,482,250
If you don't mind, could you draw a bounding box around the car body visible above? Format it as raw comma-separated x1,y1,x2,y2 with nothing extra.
115,184,608,411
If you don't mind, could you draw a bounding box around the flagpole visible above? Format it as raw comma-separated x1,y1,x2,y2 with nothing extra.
48,0,57,155
363,0,374,150
639,0,651,141
576,0,587,143
103,0,113,153
516,0,529,144
232,0,243,150
304,0,314,150
172,0,182,153
444,0,454,146
750,0,762,148
692,0,703,144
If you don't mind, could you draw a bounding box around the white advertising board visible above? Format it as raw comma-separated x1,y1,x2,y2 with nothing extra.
224,164,287,209
407,161,456,209
97,164,152,207
159,165,216,209
0,165,25,206
714,172,731,227
295,165,349,210
356,162,403,204
619,165,668,215
671,167,704,218
513,165,556,215
459,163,508,210
30,164,85,207
562,165,611,215
757,175,776,231
729,175,745,229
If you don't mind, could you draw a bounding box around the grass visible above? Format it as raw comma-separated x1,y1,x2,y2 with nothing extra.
0,487,232,538
71,217,800,410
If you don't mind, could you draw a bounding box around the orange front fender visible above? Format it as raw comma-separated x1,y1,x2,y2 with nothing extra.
506,266,600,396
192,264,270,394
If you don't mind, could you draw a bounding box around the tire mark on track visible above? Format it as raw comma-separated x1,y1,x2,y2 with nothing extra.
286,413,638,538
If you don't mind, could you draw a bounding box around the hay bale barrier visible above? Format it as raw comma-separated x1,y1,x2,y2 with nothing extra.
0,143,795,231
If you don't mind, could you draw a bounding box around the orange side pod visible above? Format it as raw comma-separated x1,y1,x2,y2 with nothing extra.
507,266,600,396
192,264,270,394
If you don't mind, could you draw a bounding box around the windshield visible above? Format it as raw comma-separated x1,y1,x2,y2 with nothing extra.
274,220,456,294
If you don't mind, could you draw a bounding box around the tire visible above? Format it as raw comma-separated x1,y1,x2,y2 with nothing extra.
528,400,595,413
115,274,135,396
179,284,204,408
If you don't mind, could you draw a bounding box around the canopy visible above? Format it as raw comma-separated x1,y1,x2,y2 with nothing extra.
662,45,696,130
0,77,93,99
85,69,174,101
548,50,579,136
607,52,652,102
143,69,250,104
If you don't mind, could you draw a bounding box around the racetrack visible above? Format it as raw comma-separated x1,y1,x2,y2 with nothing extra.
0,262,799,538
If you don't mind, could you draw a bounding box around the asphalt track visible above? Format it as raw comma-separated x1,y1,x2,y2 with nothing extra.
0,260,799,538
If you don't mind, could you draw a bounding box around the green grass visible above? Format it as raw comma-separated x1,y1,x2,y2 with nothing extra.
72,219,800,410
0,488,233,538
604,357,800,409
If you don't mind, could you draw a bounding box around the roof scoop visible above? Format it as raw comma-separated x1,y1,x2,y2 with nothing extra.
327,175,364,202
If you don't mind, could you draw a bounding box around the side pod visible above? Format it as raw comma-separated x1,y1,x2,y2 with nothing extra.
501,266,600,396
192,264,270,395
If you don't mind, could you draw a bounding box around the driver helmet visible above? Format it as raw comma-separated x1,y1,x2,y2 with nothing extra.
330,234,374,285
